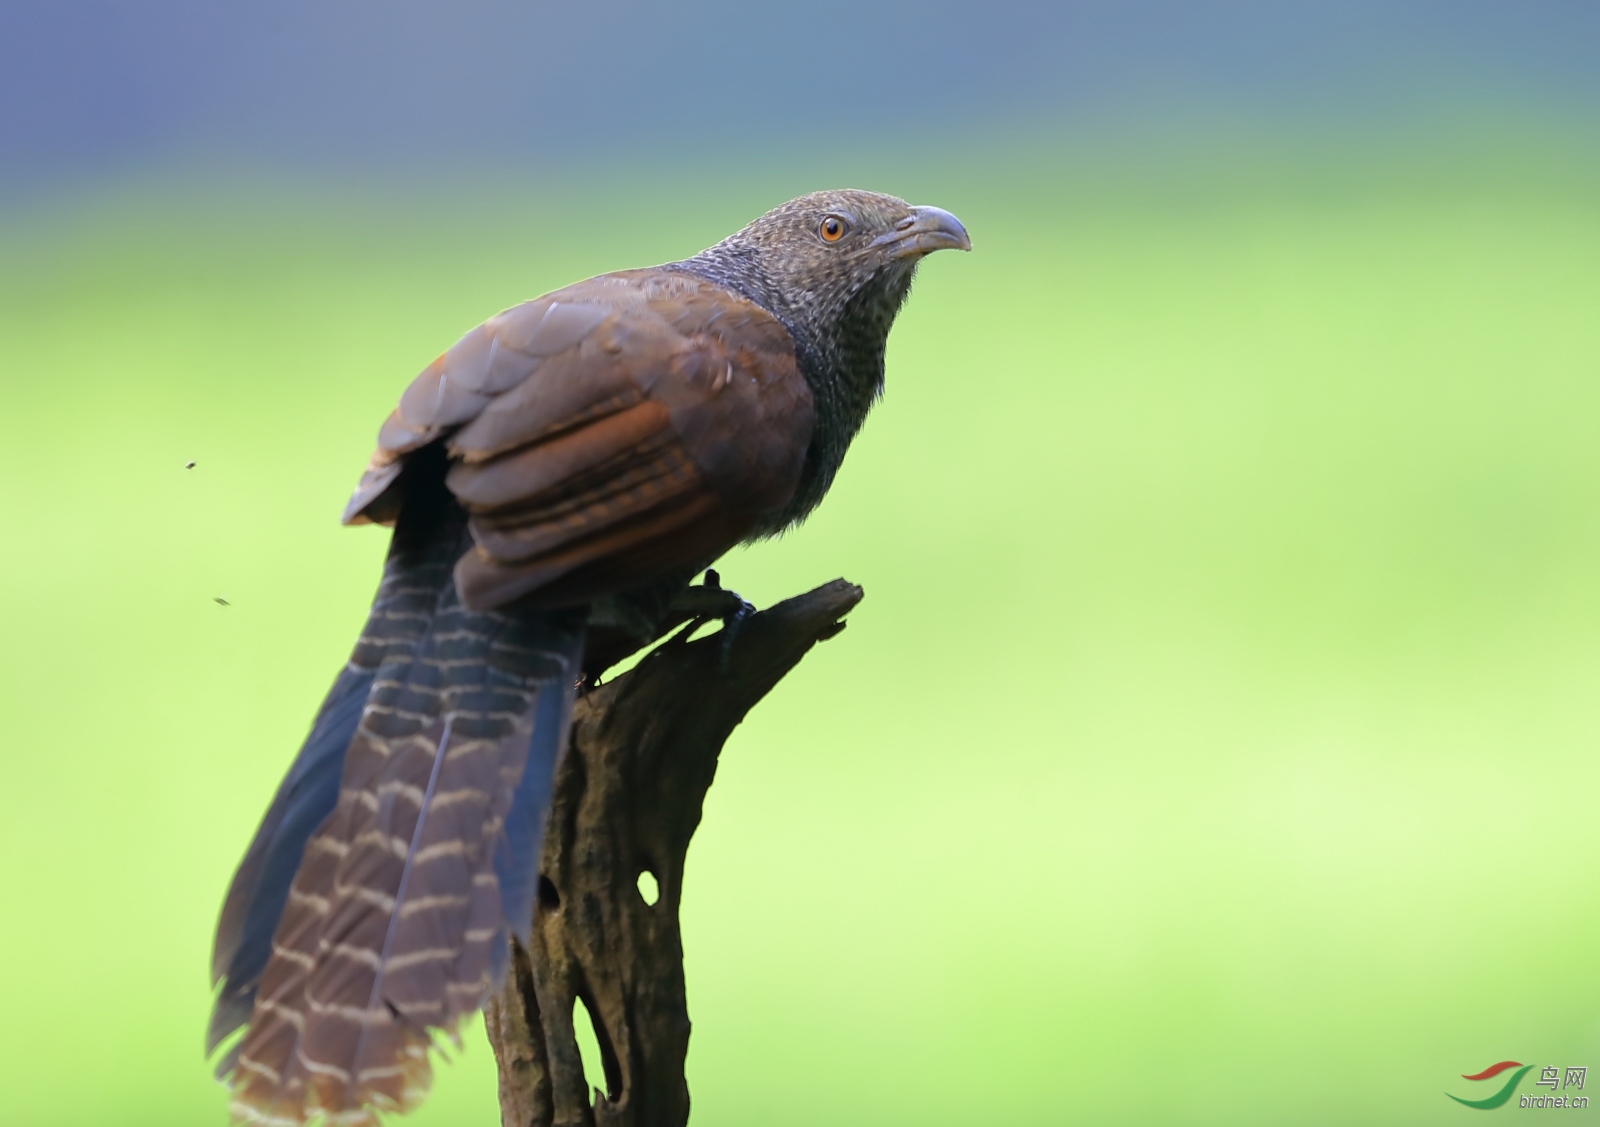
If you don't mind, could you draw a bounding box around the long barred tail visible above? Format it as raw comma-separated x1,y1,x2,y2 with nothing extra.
207,500,584,1125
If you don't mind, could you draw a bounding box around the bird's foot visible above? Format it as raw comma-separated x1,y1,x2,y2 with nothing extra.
666,569,754,670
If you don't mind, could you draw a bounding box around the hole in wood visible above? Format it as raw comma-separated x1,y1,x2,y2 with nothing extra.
538,875,560,911
636,869,659,906
572,992,622,1102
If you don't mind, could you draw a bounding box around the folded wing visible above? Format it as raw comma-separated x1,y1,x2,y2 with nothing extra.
343,269,815,609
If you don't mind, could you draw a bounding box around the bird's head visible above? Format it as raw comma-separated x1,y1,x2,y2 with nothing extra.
683,189,971,357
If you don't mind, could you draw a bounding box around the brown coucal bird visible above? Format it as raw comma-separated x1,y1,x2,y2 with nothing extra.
207,189,969,1125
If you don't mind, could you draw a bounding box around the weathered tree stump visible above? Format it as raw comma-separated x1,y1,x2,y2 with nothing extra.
485,579,864,1127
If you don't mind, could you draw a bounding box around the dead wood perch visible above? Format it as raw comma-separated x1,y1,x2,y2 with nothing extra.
485,578,864,1127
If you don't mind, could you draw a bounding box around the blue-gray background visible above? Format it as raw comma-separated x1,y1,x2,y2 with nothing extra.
3,4,1599,1126
3,1,1597,188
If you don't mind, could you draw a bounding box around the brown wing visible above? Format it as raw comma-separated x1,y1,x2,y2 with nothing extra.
343,269,814,609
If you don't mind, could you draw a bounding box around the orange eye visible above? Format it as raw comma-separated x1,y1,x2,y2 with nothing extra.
819,215,849,242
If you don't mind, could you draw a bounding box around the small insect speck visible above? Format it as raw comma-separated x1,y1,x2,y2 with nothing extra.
185,460,197,469
214,596,231,606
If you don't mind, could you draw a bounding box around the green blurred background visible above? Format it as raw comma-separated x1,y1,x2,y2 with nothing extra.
4,4,1600,1125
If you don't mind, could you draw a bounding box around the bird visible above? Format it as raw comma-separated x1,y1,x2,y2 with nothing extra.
207,189,969,1125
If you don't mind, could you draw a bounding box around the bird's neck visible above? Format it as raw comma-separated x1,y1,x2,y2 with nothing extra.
670,247,913,532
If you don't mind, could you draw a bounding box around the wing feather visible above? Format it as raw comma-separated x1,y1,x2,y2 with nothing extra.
343,269,814,610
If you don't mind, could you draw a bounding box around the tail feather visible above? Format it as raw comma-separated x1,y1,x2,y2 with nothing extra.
221,569,584,1125
495,653,578,947
208,664,373,1063
208,511,462,1066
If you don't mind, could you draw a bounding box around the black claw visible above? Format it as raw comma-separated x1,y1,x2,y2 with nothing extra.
714,597,755,671
663,573,755,670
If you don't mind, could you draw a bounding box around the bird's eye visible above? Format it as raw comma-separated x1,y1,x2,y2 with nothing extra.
819,215,850,243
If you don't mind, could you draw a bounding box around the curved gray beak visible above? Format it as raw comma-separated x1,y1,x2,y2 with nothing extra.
875,205,972,258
